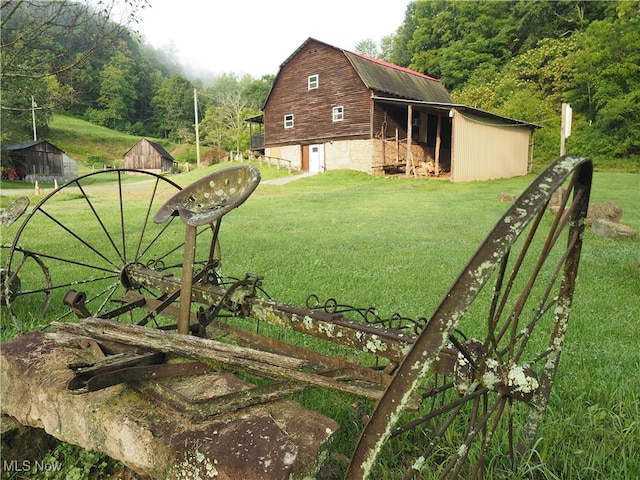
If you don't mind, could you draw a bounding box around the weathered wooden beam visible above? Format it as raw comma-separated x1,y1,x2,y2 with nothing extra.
53,318,386,400
125,290,392,388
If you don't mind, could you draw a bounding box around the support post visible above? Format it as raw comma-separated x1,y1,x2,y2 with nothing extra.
31,96,37,141
560,103,572,156
406,105,413,177
178,224,197,335
435,115,442,177
194,89,201,168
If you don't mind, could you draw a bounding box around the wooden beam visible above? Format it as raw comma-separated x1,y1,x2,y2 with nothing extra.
53,319,386,400
435,115,442,177
406,105,413,177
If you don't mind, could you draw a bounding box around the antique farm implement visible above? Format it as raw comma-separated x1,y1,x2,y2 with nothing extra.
1,156,592,479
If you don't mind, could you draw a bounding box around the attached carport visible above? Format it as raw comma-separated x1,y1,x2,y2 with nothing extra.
372,97,538,182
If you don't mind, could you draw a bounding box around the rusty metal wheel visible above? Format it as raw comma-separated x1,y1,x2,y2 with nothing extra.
346,155,593,479
5,170,218,326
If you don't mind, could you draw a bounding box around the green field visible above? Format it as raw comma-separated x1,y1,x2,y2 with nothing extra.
1,160,638,479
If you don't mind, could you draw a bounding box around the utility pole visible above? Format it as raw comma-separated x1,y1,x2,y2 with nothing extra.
31,96,37,141
194,89,201,168
560,103,572,156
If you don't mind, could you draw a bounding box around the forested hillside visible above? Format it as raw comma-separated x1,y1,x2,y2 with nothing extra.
385,0,639,167
2,0,638,169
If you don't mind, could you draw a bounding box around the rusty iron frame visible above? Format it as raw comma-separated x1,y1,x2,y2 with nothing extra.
4,157,593,479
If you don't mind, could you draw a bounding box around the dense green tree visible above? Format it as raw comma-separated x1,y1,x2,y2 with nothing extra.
0,0,147,142
394,0,611,90
566,2,640,159
88,50,139,129
152,74,195,142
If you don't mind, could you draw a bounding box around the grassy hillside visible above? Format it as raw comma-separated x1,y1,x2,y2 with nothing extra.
46,114,157,165
44,114,188,169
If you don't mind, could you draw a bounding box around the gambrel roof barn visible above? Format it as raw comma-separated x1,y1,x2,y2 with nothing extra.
254,38,537,182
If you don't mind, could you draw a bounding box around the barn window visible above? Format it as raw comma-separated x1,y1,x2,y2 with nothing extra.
332,106,344,122
284,114,294,128
308,74,319,90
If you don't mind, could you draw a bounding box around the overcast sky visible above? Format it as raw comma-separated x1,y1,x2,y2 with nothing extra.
135,0,410,78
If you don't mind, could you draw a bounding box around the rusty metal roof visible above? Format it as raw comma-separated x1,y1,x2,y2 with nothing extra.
343,51,454,104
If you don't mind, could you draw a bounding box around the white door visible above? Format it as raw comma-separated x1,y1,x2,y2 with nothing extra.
309,144,323,173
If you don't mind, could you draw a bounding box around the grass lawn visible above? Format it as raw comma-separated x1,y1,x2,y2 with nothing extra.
1,163,638,479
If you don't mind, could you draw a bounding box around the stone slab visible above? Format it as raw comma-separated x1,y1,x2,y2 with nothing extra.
0,331,338,479
591,218,637,240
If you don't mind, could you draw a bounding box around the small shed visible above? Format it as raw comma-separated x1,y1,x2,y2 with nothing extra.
123,138,177,173
3,140,78,184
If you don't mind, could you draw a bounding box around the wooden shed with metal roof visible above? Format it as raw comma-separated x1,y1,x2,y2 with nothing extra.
123,138,177,173
255,38,537,182
3,140,78,183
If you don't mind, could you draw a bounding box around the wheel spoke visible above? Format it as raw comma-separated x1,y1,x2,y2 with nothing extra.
75,180,125,264
33,207,120,270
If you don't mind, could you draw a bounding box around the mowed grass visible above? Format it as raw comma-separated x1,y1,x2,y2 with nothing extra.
1,163,638,479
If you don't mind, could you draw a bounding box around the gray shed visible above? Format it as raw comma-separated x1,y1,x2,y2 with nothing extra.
3,140,78,183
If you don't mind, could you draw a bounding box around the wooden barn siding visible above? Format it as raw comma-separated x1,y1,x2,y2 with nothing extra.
451,111,530,182
124,154,164,170
23,143,64,176
264,41,371,148
124,139,164,170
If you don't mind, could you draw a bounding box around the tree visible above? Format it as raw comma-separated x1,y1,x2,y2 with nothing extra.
393,0,611,90
566,2,640,159
355,38,380,58
90,50,139,129
152,73,195,142
0,0,147,142
200,74,269,155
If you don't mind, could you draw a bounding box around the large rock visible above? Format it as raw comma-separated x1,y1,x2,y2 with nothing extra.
587,201,623,226
0,331,337,480
591,218,637,240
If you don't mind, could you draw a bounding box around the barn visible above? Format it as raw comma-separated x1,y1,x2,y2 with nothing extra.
123,138,177,173
3,140,78,183
254,38,538,182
